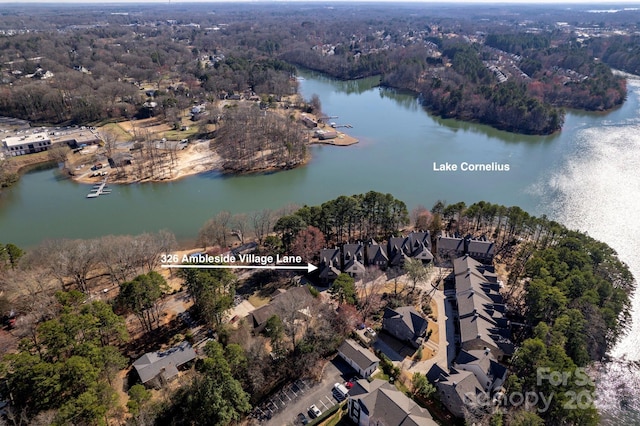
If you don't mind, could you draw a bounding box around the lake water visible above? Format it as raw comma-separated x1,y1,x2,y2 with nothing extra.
0,70,639,424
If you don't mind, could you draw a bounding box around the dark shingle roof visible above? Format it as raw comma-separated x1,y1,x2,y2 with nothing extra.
384,306,428,337
338,339,380,371
352,379,437,426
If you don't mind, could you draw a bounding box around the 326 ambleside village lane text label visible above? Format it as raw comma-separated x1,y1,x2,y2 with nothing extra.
433,162,511,172
161,253,303,265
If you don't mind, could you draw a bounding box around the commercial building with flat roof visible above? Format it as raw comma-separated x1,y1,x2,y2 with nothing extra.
2,132,52,156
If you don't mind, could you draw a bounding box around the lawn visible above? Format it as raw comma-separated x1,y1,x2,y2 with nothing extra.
248,293,271,308
162,126,199,141
100,122,134,142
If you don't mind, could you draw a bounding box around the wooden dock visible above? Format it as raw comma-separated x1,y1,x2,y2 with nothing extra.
86,177,110,198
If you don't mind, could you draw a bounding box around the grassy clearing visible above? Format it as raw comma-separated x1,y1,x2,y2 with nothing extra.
100,122,134,141
163,126,199,141
248,293,271,308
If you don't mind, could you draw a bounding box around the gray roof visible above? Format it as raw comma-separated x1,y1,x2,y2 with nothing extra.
437,236,465,253
436,369,485,410
467,240,495,257
407,231,432,251
133,342,196,384
338,339,380,371
366,241,388,264
343,244,366,275
455,349,507,384
384,306,428,337
319,248,341,280
352,379,437,426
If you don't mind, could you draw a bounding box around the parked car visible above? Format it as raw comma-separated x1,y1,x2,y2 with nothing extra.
333,382,349,400
365,327,376,337
308,404,321,419
297,412,309,425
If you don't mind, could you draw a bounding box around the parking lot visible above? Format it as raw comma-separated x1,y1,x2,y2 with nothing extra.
256,356,355,426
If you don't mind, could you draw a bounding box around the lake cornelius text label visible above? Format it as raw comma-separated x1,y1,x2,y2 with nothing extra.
433,162,510,172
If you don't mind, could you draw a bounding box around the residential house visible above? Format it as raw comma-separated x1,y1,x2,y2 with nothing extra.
436,234,466,260
382,306,428,348
365,239,388,269
433,369,486,418
387,237,408,267
343,244,366,277
432,348,507,418
451,256,513,359
453,349,507,393
466,238,495,263
404,231,433,263
436,233,495,263
337,339,380,378
300,114,317,128
133,342,196,389
250,286,313,333
318,248,341,284
347,379,438,426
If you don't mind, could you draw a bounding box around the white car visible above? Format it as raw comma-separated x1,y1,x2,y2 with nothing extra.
365,327,376,337
308,404,321,419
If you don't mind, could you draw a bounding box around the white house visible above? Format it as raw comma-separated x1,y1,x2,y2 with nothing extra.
337,339,379,378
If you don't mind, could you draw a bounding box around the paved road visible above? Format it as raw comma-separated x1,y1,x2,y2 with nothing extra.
262,357,353,426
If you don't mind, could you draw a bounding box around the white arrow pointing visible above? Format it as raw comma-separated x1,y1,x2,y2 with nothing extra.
161,263,318,274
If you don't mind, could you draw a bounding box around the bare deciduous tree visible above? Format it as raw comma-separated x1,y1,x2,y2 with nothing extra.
250,208,275,246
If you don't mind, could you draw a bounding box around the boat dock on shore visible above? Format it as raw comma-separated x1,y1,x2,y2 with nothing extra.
86,177,111,198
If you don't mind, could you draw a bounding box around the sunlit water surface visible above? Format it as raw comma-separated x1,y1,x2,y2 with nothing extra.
539,80,640,424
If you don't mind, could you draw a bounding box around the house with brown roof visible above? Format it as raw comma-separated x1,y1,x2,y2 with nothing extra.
338,339,380,378
382,306,428,348
347,379,438,426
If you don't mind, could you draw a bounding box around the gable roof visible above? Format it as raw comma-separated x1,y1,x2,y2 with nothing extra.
352,379,437,426
437,369,485,405
437,235,465,253
133,342,196,384
454,349,507,384
319,248,341,280
384,306,428,337
343,244,366,275
366,241,388,264
338,339,380,371
467,239,495,257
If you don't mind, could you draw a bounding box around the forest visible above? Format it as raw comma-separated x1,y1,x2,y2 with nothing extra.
0,3,637,137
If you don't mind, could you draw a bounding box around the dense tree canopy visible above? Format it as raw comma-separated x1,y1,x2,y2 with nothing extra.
2,291,128,425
